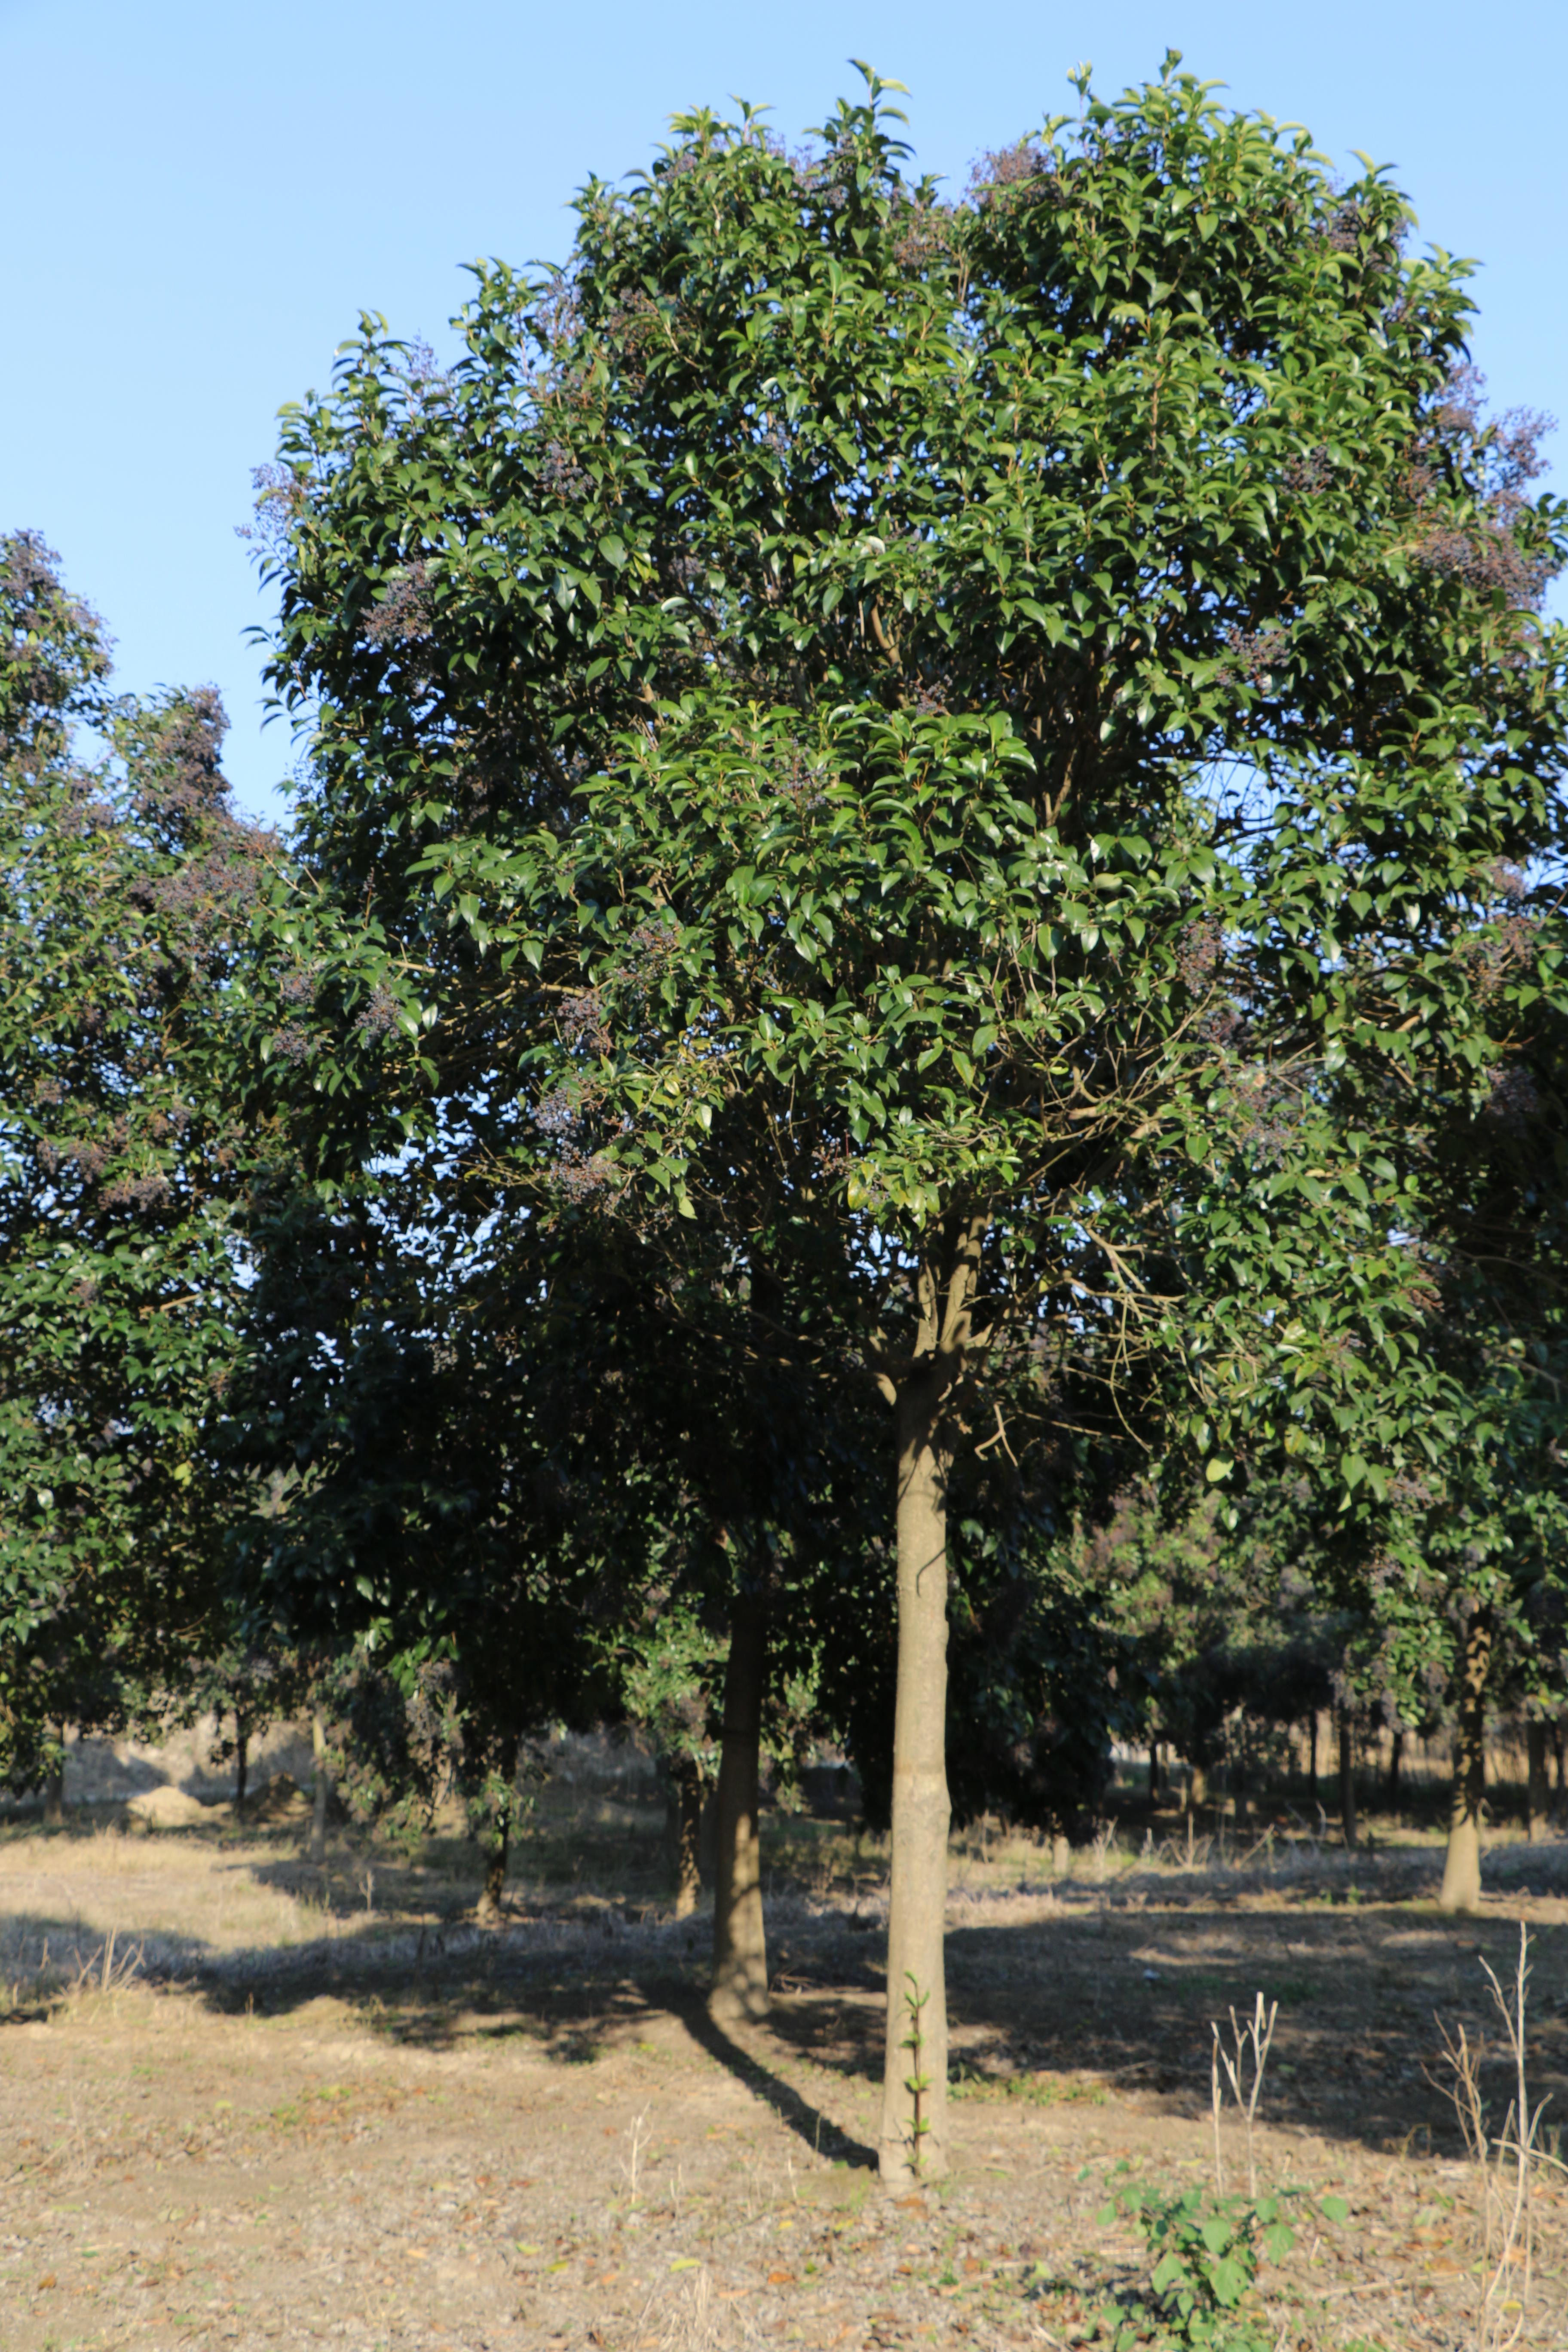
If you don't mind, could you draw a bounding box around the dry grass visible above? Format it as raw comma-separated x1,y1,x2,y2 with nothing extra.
1,1755,1566,2350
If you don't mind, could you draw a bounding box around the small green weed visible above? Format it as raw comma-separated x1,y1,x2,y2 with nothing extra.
900,1973,934,2172
950,2059,1107,2107
1095,2170,1346,2350
269,2082,355,2130
555,2030,603,2064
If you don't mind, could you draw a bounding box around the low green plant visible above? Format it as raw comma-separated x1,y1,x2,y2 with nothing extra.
1095,2171,1346,2350
950,2058,1108,2107
901,1972,934,2171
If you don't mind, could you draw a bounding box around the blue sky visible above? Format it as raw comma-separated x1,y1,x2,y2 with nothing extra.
4,0,1564,822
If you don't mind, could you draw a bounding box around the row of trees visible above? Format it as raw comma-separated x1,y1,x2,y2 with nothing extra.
4,58,1567,2182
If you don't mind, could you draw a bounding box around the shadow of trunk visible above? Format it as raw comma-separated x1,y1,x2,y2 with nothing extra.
675,1995,876,2171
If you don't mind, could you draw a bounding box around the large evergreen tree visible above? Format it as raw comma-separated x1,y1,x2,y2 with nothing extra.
247,61,1567,2176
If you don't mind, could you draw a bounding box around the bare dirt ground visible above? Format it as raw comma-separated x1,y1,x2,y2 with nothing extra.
3,1779,1567,2352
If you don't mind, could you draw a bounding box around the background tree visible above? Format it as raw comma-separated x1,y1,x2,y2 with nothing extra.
227,1185,623,1906
229,1164,894,1984
619,1601,723,1916
1078,1481,1339,1819
0,532,278,1787
1268,879,1568,1905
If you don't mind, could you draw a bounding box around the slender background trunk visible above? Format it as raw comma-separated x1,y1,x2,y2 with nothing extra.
478,1730,520,1917
1439,1612,1491,1914
879,1373,951,2183
234,1717,250,1816
309,1709,330,1865
43,1721,65,1826
710,1590,768,2021
1525,1720,1548,1844
1338,1711,1357,1850
1386,1727,1403,1809
670,1756,703,1918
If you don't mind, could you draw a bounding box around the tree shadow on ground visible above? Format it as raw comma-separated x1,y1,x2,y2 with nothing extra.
676,1994,876,2169
764,1876,1568,2165
6,1837,1567,2171
0,1899,880,2168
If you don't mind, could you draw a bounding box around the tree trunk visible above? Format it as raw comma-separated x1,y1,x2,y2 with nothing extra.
43,1722,65,1826
1439,1613,1491,1915
1338,1711,1357,1850
1148,1739,1160,1803
1386,1727,1403,1809
309,1710,330,1865
671,1756,703,1919
1525,1720,1548,1845
1307,1711,1318,1805
879,1372,951,2184
235,1719,250,1816
710,1590,768,2021
1232,1752,1251,1832
481,1820,509,1914
478,1732,519,1917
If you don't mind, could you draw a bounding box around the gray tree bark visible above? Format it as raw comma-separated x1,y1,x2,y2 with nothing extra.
879,1365,952,2183
1439,1613,1491,1914
866,1219,987,2184
710,1591,768,2021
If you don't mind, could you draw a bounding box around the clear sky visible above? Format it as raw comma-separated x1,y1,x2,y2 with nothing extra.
4,0,1564,822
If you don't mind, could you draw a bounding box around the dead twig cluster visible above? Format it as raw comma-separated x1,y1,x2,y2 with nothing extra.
71,1926,146,1997
1429,1923,1559,2352
1210,1990,1279,2197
